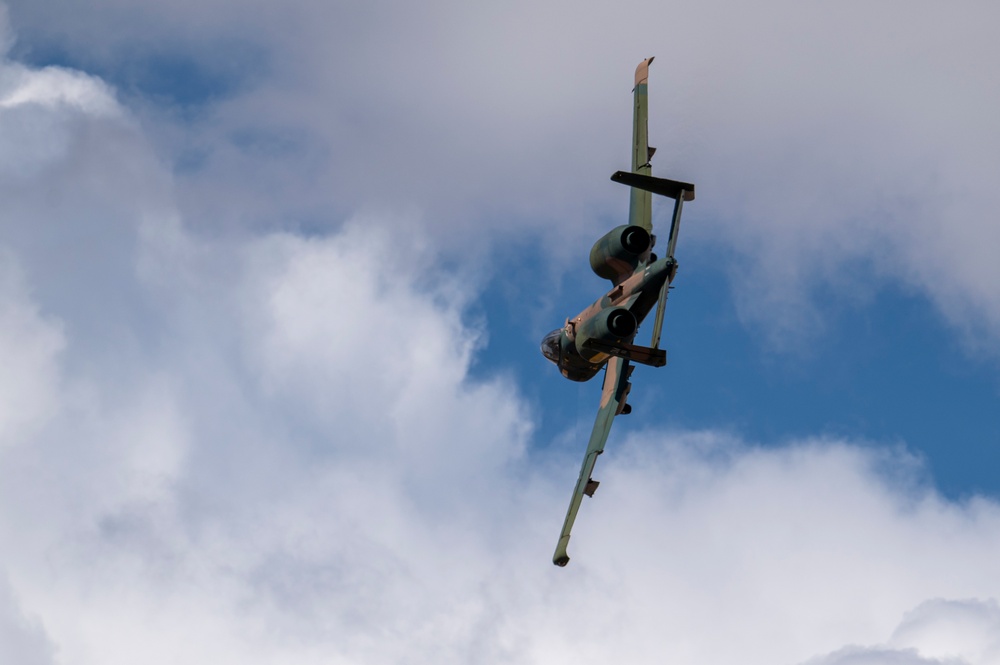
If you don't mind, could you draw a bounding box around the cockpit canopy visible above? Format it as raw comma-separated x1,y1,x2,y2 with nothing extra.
540,327,601,382
540,329,561,363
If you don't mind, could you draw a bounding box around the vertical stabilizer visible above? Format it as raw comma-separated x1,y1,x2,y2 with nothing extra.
628,57,655,232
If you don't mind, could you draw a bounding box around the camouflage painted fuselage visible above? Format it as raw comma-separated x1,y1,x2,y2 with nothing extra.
540,255,676,381
544,57,695,567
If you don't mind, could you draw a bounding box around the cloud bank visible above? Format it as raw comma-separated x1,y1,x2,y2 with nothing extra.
7,0,1000,348
0,39,999,664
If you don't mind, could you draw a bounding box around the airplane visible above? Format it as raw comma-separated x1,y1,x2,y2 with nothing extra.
541,57,695,567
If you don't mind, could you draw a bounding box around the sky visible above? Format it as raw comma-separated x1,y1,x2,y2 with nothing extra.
1,1,1000,663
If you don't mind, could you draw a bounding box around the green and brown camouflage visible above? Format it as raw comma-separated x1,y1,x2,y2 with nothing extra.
541,58,696,567
629,57,655,233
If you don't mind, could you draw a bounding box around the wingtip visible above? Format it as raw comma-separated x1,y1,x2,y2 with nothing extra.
634,57,654,87
553,536,571,567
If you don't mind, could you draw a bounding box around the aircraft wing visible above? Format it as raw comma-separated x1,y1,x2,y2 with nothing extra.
553,356,633,566
628,57,654,232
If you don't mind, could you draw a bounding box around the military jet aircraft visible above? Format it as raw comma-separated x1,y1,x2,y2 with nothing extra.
542,57,695,567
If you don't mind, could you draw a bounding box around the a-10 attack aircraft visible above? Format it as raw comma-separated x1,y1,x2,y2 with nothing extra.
541,57,695,567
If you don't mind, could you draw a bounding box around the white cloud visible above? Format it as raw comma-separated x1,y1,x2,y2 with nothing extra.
808,599,1000,665
11,0,1000,347
0,56,123,183
889,599,1000,665
0,256,63,446
2,6,1000,665
500,433,1000,665
807,647,948,665
0,575,54,665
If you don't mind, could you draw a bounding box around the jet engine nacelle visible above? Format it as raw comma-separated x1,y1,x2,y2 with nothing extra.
575,307,637,360
589,225,651,282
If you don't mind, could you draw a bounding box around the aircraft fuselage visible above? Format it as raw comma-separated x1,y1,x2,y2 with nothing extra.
541,255,676,381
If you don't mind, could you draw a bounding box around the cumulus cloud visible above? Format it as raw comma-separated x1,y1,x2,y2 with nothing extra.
810,599,1000,665
0,575,55,665
0,257,63,446
9,0,1000,346
2,6,1000,665
892,599,1000,664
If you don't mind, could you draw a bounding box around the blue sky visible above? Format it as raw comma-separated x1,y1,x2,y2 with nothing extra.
2,1,1000,664
478,237,1000,498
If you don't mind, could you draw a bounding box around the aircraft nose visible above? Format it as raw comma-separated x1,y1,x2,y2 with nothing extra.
540,329,562,363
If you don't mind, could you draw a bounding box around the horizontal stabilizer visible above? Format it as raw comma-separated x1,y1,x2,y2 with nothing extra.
612,171,695,202
583,338,667,367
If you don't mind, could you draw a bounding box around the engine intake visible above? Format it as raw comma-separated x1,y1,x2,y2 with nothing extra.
589,225,651,282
